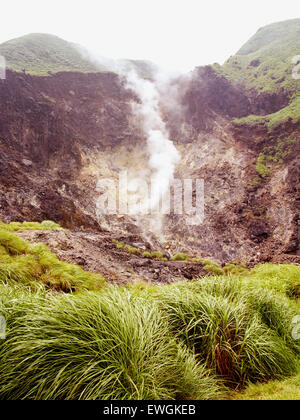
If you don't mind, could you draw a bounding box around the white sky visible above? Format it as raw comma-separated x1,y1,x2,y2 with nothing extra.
1,0,300,72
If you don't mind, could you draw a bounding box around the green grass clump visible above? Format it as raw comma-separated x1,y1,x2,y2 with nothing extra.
171,253,191,261
223,263,248,276
192,263,300,299
142,251,167,261
142,251,152,258
245,289,300,354
190,258,210,264
0,270,299,399
0,231,299,400
0,220,63,232
150,251,164,259
0,230,105,292
112,240,124,249
202,264,225,276
186,257,225,275
243,263,300,299
113,240,141,255
150,280,299,387
186,258,225,276
0,285,221,400
0,230,29,255
124,245,141,255
256,154,270,178
113,243,167,261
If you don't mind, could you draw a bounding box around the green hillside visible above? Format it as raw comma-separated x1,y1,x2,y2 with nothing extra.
0,33,158,77
0,33,108,74
221,19,300,128
223,18,300,94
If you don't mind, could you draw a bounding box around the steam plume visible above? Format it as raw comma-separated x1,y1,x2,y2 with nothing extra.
125,69,180,213
77,45,181,234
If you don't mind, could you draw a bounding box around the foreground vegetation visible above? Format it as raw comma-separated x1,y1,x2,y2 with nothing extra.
232,369,300,400
0,224,299,399
0,277,299,400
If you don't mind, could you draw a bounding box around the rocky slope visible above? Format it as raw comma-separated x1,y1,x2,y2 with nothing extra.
0,19,299,278
17,229,209,284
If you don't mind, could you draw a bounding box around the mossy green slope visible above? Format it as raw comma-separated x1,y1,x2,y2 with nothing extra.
223,18,300,95
0,33,107,74
0,33,158,77
220,19,300,130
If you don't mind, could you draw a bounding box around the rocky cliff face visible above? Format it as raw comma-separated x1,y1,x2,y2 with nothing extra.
163,66,300,264
0,22,299,268
0,70,137,226
0,67,298,266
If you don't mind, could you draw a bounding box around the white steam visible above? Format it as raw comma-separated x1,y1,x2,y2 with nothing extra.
77,45,182,235
125,70,180,212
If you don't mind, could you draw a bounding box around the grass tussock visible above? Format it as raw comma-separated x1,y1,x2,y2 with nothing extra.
0,278,299,399
243,263,300,299
150,282,298,387
0,285,220,400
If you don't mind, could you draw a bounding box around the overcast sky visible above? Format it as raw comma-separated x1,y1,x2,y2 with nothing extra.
1,0,300,72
